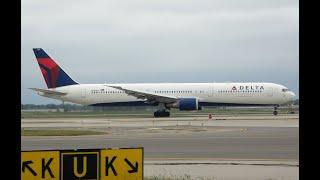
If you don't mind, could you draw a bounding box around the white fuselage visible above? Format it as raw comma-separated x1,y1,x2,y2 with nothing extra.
39,82,295,106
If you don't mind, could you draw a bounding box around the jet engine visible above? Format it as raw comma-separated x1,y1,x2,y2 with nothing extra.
167,98,202,111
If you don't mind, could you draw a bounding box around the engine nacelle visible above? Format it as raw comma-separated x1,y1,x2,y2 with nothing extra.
167,98,201,111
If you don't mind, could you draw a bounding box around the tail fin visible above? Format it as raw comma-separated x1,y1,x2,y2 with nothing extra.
33,48,78,88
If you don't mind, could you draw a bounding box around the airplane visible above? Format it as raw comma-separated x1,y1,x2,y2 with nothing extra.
30,48,296,117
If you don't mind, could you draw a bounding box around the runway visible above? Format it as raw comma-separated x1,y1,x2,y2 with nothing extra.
22,126,298,160
21,114,299,179
21,114,298,128
21,114,299,160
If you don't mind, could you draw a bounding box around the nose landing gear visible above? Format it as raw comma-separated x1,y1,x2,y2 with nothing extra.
273,106,278,116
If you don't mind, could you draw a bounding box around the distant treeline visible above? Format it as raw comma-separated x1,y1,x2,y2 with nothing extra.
21,103,155,111
22,104,87,110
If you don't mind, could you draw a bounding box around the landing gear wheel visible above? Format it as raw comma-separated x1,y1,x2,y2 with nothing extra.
273,110,278,116
273,106,279,116
154,111,170,117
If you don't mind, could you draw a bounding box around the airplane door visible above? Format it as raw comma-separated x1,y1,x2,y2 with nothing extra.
208,85,214,97
81,88,86,99
266,87,273,97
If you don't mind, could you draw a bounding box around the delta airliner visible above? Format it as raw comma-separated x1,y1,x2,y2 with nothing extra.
30,48,295,117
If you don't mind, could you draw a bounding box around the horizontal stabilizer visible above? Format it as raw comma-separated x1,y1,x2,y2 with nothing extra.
29,88,67,96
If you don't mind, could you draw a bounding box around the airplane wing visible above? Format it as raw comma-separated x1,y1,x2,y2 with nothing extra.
107,85,178,104
29,88,67,96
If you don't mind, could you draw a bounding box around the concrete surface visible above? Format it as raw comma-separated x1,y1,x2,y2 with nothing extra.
21,114,299,180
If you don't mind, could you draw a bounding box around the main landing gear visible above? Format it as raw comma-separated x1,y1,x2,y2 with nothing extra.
273,106,278,116
154,103,170,117
154,110,170,117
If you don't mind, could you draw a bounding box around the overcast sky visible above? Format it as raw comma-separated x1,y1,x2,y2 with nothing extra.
22,0,299,104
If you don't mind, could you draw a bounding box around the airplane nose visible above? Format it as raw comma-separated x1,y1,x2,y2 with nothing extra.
288,91,296,101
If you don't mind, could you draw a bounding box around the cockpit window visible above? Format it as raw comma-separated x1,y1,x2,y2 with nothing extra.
282,88,289,92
